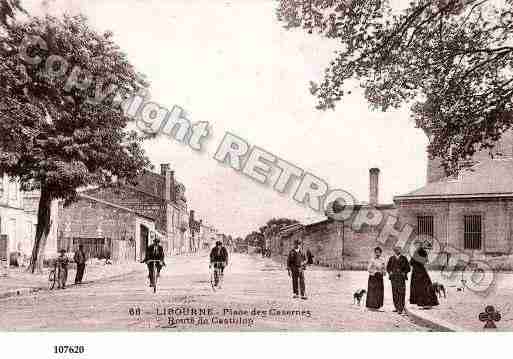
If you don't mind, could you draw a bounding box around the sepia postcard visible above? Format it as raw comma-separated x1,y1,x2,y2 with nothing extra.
1,0,513,339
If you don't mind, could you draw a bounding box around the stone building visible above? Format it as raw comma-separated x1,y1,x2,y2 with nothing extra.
188,210,201,253
57,194,157,262
0,176,58,266
395,130,513,258
58,163,195,261
273,131,513,268
199,223,218,251
274,169,397,269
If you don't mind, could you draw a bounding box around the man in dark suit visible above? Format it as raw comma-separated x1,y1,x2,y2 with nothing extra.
287,240,308,300
210,241,229,287
386,246,411,314
73,244,87,284
142,236,165,288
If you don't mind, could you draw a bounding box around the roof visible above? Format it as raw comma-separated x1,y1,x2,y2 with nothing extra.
79,194,157,221
395,159,513,201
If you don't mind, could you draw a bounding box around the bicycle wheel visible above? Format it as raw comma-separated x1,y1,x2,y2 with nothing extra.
152,262,157,293
210,269,217,291
48,270,56,290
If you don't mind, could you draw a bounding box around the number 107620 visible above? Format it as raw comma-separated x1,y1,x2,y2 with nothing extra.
53,346,85,354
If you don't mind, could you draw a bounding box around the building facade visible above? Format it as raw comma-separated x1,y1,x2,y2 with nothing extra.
57,163,203,261
273,169,397,269
199,223,218,251
58,194,157,262
395,131,513,259
0,176,58,266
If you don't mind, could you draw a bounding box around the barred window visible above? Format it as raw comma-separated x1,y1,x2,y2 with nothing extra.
417,216,434,238
464,215,482,250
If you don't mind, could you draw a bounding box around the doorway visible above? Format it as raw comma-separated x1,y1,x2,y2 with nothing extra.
139,225,149,261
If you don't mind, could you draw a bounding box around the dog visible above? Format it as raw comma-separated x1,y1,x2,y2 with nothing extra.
432,282,446,298
456,279,467,292
353,289,367,306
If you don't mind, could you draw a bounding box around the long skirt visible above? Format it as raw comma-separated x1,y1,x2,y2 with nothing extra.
410,264,439,307
366,273,384,309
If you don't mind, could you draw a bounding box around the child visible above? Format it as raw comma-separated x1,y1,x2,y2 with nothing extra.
56,249,69,289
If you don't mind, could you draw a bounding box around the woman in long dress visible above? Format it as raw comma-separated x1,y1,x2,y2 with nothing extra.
409,244,439,309
366,246,386,310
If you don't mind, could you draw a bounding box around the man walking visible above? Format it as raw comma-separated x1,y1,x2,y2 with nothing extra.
386,246,411,314
287,240,308,300
73,244,87,284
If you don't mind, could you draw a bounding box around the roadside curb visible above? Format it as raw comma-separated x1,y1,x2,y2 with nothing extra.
0,268,144,301
406,307,466,332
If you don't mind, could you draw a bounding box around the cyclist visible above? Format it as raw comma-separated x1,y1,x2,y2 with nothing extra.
142,236,165,288
209,240,228,287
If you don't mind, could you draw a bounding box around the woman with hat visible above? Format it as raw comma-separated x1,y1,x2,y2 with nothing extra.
409,241,439,309
366,246,386,310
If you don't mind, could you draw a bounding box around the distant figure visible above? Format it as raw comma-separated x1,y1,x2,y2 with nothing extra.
386,246,410,314
287,240,308,300
366,246,386,310
210,241,229,287
74,244,87,285
410,243,439,309
56,249,69,289
306,249,314,265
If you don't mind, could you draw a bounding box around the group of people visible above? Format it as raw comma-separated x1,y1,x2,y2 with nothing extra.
284,239,439,312
53,244,88,289
366,244,439,314
141,237,230,289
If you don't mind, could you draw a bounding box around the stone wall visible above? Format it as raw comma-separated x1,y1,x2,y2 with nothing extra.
84,186,166,232
276,207,399,269
397,199,513,256
58,197,149,262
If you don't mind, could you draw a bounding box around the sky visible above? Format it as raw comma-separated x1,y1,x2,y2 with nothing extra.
22,0,428,237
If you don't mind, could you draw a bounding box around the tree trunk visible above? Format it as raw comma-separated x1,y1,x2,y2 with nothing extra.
27,186,52,274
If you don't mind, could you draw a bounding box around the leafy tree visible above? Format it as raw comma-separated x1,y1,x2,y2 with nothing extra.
276,0,513,174
0,0,24,26
259,218,299,238
0,10,151,272
245,231,264,247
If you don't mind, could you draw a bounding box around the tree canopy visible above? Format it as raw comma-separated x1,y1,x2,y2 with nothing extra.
0,0,24,26
276,0,513,174
0,8,151,271
259,218,299,237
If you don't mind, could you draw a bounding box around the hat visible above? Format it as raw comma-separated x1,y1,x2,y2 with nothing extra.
216,241,222,246
59,249,66,253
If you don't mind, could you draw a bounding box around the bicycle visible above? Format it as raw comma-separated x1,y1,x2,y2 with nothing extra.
48,262,67,290
146,260,163,293
210,261,226,291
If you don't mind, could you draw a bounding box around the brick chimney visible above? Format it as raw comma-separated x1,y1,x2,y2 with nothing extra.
369,168,380,206
160,164,173,202
160,163,170,176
